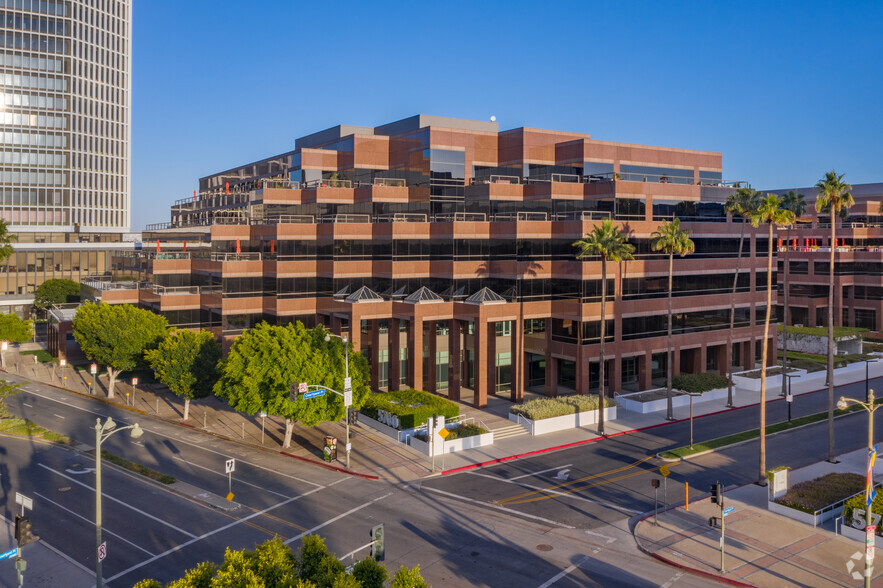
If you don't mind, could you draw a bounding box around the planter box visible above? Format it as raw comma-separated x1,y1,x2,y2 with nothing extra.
407,431,494,455
507,407,617,435
841,521,883,547
768,500,844,527
358,413,421,443
616,389,727,415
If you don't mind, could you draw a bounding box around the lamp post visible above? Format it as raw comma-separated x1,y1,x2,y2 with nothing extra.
783,373,797,423
94,417,143,588
864,359,878,404
324,332,351,469
838,389,881,588
686,391,701,450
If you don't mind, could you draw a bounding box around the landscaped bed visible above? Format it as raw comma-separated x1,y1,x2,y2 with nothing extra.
779,350,875,372
359,389,459,430
671,373,728,393
775,473,864,514
509,395,614,420
414,422,487,442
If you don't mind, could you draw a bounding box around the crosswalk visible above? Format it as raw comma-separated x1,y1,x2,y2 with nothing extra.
493,423,529,440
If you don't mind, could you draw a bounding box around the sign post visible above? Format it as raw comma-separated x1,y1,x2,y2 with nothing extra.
225,459,235,501
260,411,267,445
651,479,660,525
660,465,670,508
15,491,33,588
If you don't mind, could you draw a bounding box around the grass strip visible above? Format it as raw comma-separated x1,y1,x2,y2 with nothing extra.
100,450,176,484
19,349,54,363
0,416,71,444
662,403,871,459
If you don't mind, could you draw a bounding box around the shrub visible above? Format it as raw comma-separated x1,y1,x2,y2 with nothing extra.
414,422,487,442
865,342,883,353
360,389,459,429
775,472,864,513
672,372,728,393
19,350,53,363
509,395,614,421
352,556,388,588
844,490,883,528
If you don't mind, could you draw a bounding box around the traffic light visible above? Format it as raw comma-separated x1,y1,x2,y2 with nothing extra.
14,515,35,547
710,482,723,507
349,409,359,426
370,523,385,562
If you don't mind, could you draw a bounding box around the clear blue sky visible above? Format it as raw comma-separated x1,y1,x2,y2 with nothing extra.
132,0,883,230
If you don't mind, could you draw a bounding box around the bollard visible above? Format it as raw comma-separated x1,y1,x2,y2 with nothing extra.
203,413,207,429
241,422,245,439
155,398,159,414
685,482,690,511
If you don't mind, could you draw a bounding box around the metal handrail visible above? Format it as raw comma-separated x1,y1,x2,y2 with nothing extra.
210,252,262,261
318,214,371,224
305,179,353,189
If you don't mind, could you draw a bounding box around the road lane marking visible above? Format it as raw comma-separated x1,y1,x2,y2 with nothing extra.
105,489,321,583
38,463,198,539
283,492,393,545
33,491,155,556
419,486,575,528
171,455,292,499
660,571,684,587
584,529,617,544
53,414,65,419
537,554,590,588
22,402,32,407
469,472,641,515
509,464,573,481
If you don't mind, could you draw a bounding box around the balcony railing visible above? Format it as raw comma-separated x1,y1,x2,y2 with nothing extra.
151,284,222,295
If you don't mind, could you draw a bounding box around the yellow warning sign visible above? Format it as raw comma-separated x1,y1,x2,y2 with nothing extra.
226,492,235,502
660,465,670,478
438,428,450,439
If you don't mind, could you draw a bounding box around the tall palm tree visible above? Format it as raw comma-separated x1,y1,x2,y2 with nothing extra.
780,190,806,393
749,194,795,484
815,170,854,463
573,220,635,435
651,218,695,421
724,188,760,407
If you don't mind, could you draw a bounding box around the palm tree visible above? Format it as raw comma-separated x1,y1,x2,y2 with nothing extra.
573,220,635,435
815,170,854,463
749,194,795,485
779,190,806,392
651,218,695,421
724,188,760,407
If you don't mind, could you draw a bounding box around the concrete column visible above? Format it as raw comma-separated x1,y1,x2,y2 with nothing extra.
698,345,707,374
545,326,557,396
511,317,523,402
349,315,361,353
672,347,681,378
716,344,728,376
640,353,653,391
576,344,589,396
449,319,461,401
331,315,342,337
427,320,438,394
766,337,777,365
369,320,380,389
389,318,401,391
408,318,423,391
474,319,489,408
742,340,754,370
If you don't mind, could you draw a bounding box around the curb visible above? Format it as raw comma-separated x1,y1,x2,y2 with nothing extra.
4,368,381,481
632,509,754,588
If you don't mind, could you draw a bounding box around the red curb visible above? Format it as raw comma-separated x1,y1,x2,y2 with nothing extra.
440,384,835,475
280,451,379,480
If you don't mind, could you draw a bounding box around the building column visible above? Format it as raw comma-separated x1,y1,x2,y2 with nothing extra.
408,318,423,391
389,318,401,391
766,336,777,365
575,344,589,395
742,340,754,370
427,321,438,394
331,315,342,337
698,345,707,374
672,347,681,378
349,314,361,353
544,326,557,396
716,344,728,376
640,353,652,391
612,354,622,396
474,319,489,408
369,320,380,390
511,318,522,402
449,319,461,401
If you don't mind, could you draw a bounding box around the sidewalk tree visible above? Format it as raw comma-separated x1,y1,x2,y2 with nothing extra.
214,321,370,448
573,219,634,435
814,170,854,462
391,565,430,588
749,193,794,484
724,187,760,407
145,329,221,421
72,302,168,398
651,217,695,421
0,313,34,343
33,278,81,310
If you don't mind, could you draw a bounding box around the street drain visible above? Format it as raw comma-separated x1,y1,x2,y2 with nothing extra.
536,544,553,552
58,486,71,492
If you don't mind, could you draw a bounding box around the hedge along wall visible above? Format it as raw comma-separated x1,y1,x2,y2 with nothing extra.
359,389,459,430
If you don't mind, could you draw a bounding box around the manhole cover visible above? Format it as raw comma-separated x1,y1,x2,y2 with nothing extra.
58,487,71,492
536,544,553,552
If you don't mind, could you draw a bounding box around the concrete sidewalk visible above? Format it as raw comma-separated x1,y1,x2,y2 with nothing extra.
634,448,883,587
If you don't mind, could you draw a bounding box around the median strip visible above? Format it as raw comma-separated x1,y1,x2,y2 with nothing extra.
99,450,176,484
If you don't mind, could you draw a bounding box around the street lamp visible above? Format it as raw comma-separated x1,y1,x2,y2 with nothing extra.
324,332,351,469
864,358,878,404
94,417,143,588
783,373,797,423
685,391,701,450
837,389,881,588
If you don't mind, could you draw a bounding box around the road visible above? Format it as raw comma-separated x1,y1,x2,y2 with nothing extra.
0,375,713,587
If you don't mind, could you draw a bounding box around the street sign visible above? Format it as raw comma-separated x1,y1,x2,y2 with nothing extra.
225,459,235,474
1,341,7,351
299,382,308,393
723,506,735,516
344,377,352,390
259,411,267,418
660,465,670,478
14,492,32,510
343,390,353,407
0,548,15,560
438,427,450,439
786,393,793,403
132,377,139,386
59,359,66,366
304,389,325,399
90,363,97,375
98,541,107,562
226,492,235,502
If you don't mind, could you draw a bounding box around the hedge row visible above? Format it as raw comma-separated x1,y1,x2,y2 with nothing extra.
671,372,728,393
509,395,614,421
360,389,459,430
775,472,864,514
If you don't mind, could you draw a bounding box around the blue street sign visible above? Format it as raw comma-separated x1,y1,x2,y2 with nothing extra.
304,389,325,399
0,548,16,560
723,506,735,516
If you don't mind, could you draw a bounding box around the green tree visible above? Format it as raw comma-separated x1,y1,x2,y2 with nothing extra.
651,218,695,421
33,278,81,310
749,194,795,484
214,322,370,448
212,547,262,588
0,313,33,343
131,581,163,588
724,187,760,406
166,562,216,588
145,329,221,421
390,565,430,588
352,556,388,588
0,380,20,416
779,190,807,386
0,219,16,264
249,537,298,587
72,302,168,398
814,170,854,462
573,219,634,435
297,534,346,588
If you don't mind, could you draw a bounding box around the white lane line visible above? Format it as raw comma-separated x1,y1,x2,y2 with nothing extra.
584,529,617,544
660,571,684,588
38,463,198,539
21,387,327,489
106,488,321,582
283,492,393,545
171,455,292,499
537,555,590,588
509,464,573,481
467,471,641,515
22,403,32,407
34,491,155,556
419,486,575,529
53,414,65,419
